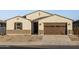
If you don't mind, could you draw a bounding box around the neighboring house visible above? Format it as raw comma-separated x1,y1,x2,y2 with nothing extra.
0,10,73,35
0,20,6,35
6,16,31,35
23,10,73,35
73,20,79,35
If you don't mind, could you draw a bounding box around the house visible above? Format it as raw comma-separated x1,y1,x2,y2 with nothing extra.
73,20,79,35
5,10,73,35
23,10,73,35
6,16,31,35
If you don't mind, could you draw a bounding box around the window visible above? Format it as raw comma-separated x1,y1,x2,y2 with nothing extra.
0,24,2,27
14,23,22,30
0,23,5,27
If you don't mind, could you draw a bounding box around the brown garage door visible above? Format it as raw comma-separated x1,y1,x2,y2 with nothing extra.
44,23,67,35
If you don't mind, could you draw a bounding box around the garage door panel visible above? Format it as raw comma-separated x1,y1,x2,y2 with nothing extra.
44,23,67,35
44,23,66,26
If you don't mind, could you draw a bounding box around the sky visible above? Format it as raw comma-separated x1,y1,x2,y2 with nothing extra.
0,10,79,21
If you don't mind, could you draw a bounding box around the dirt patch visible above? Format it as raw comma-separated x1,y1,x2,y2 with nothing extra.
0,35,43,42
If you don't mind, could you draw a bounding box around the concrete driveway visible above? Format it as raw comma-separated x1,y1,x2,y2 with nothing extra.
42,35,79,45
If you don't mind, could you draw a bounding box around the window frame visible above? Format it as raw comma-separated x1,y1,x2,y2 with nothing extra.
14,22,22,30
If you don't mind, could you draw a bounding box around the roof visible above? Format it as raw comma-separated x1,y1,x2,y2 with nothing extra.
54,14,73,21
23,10,53,17
74,20,79,23
6,10,74,22
5,16,30,22
0,20,5,23
23,10,73,21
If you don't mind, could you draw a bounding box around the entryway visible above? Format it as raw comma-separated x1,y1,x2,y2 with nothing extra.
32,22,38,34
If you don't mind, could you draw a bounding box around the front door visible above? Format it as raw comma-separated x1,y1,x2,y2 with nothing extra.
32,22,38,34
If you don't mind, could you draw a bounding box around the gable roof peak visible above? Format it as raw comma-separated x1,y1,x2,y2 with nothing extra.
23,10,54,17
35,10,54,15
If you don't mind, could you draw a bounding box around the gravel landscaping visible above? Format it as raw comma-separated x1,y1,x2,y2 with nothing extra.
68,35,79,41
0,35,79,46
0,35,43,42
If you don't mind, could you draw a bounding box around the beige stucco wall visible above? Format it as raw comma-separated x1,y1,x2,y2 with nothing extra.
38,15,73,35
6,16,31,35
26,11,51,21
